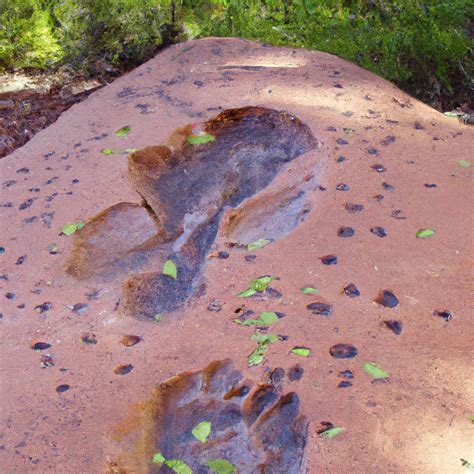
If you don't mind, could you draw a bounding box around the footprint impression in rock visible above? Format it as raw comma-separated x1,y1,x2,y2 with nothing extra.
65,107,317,319
111,359,308,473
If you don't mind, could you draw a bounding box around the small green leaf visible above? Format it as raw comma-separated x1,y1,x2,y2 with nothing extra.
115,126,131,137
301,287,320,294
343,127,354,134
75,222,85,230
444,111,463,118
192,421,211,443
247,238,271,251
363,362,390,379
154,313,162,322
238,288,256,298
186,134,215,145
250,275,276,292
126,148,138,153
165,459,193,474
320,427,345,438
259,311,279,325
248,333,278,367
207,459,237,474
458,159,472,168
416,229,435,238
152,452,166,464
291,347,311,357
62,223,84,235
163,260,177,279
102,148,114,155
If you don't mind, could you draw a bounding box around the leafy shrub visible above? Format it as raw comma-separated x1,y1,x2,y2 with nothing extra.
0,0,472,108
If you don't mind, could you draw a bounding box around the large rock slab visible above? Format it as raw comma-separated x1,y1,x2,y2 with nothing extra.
0,38,472,473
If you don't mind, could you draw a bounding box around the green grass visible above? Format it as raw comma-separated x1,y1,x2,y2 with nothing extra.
1,0,472,109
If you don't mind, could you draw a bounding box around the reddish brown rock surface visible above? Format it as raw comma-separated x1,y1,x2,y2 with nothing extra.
0,38,473,473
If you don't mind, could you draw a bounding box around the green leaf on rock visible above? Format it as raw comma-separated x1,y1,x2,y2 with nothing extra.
102,148,114,155
238,288,257,298
363,362,390,379
291,347,311,357
165,460,193,474
458,159,471,168
152,452,166,464
62,223,84,235
250,275,276,292
186,134,215,145
248,333,278,367
416,229,435,238
320,427,345,438
235,311,279,326
192,421,211,443
207,459,237,474
163,260,177,279
115,126,131,136
247,239,271,251
154,313,162,322
126,148,138,153
301,287,320,294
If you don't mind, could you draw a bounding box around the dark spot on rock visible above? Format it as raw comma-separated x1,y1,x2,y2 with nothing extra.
31,342,51,351
344,202,364,213
336,183,350,191
343,283,360,298
119,335,142,347
381,135,396,145
270,367,285,390
17,167,30,174
23,216,37,224
306,301,332,317
370,227,388,238
338,381,353,388
334,83,343,89
371,164,386,172
391,209,407,220
17,303,25,309
28,187,40,192
318,185,327,191
19,199,34,210
86,288,106,300
15,255,27,265
40,355,54,368
373,194,384,201
368,148,379,155
71,303,88,314
56,384,70,393
424,183,437,188
336,138,348,145
80,333,97,344
265,287,283,299
3,180,16,188
330,343,358,359
338,370,354,379
316,421,334,434
384,320,403,335
244,255,256,262
5,292,15,300
327,126,337,132
337,155,346,163
0,246,4,253
375,290,399,308
193,80,204,87
217,251,229,259
35,302,52,313
114,364,134,375
382,182,395,192
288,364,304,381
433,309,453,322
0,202,13,208
337,226,354,238
414,122,424,130
48,243,59,254
320,255,338,265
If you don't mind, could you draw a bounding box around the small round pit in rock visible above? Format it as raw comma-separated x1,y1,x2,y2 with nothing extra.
433,309,453,322
384,320,403,335
306,302,332,317
370,227,388,238
337,226,355,238
35,302,52,314
330,343,358,359
320,255,338,265
375,290,399,308
31,342,52,351
114,364,134,375
56,384,70,393
343,283,360,298
288,364,304,381
338,381,353,388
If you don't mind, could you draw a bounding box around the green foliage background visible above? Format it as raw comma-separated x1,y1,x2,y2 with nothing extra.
1,0,473,107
